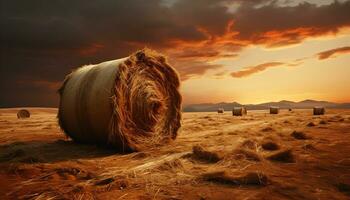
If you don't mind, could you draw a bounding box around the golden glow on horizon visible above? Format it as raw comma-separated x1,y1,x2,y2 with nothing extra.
180,33,350,105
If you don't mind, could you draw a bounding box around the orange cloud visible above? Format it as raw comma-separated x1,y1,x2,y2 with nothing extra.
172,60,223,81
246,27,335,48
230,56,310,78
212,70,229,79
173,49,237,60
317,46,350,60
231,62,285,78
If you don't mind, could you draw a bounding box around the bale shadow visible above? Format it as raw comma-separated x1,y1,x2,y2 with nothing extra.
0,140,118,164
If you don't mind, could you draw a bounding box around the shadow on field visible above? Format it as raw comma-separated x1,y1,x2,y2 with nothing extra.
0,140,117,163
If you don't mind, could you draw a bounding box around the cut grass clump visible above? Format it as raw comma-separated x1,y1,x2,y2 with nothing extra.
240,139,258,150
319,120,327,125
261,141,280,151
157,159,184,171
266,149,295,163
95,177,115,186
291,131,310,140
56,167,94,180
306,122,316,127
261,127,274,132
190,145,222,163
233,149,261,162
303,143,316,150
95,176,128,189
201,171,268,186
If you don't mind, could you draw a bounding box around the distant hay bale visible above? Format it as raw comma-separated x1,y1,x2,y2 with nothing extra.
269,106,279,114
58,49,182,152
313,107,325,115
232,107,247,116
17,109,30,119
288,108,292,111
217,108,224,114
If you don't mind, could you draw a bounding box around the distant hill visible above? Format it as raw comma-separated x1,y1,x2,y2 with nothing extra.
183,99,350,112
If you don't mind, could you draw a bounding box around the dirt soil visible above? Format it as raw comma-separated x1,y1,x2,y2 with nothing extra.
0,108,350,200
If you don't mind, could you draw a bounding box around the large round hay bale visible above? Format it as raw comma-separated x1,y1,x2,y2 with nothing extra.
217,108,224,114
58,49,182,152
270,106,279,114
232,107,247,116
313,107,325,115
17,109,30,119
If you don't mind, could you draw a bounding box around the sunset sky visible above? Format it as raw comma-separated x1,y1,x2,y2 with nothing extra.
1,0,350,107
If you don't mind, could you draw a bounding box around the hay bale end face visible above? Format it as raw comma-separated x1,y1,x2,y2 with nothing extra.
217,108,224,114
58,49,182,152
17,109,30,119
313,107,325,115
232,107,247,116
270,106,279,114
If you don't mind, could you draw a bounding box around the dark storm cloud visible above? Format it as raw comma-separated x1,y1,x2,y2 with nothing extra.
1,0,350,106
232,0,350,47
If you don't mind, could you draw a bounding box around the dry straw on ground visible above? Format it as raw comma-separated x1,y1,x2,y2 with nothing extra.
58,49,182,152
17,109,30,119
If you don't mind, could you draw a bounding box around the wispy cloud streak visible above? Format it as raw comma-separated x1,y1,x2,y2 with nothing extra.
317,46,350,60
231,62,285,78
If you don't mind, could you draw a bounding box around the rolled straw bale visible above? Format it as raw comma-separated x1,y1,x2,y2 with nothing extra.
58,49,182,152
218,108,224,114
232,107,247,116
17,109,30,119
269,106,279,114
313,107,325,115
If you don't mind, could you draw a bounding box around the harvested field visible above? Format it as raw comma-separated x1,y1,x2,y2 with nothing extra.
1,108,350,199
